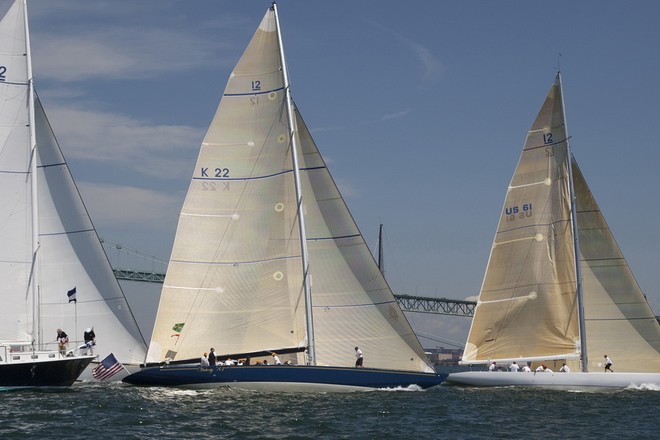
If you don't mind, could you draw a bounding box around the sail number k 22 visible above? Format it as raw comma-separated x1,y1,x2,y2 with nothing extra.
200,167,229,178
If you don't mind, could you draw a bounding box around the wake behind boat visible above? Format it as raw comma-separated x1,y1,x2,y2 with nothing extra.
122,3,445,392
446,73,660,390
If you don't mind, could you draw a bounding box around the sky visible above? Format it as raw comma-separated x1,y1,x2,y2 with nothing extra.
26,0,660,348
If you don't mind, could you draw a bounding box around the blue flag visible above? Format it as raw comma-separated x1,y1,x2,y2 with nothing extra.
67,287,77,303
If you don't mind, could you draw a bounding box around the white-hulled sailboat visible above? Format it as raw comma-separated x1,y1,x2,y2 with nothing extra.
446,73,660,389
123,3,445,392
0,0,147,388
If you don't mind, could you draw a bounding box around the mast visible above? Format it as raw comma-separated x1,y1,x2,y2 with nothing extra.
377,224,384,276
23,0,41,348
558,72,588,371
272,2,316,365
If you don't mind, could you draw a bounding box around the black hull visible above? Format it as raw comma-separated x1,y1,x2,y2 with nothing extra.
0,357,94,390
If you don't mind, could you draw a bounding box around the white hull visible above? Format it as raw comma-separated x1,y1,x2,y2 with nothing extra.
446,371,660,390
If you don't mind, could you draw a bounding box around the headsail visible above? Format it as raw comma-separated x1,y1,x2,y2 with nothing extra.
146,6,433,374
573,161,660,372
34,95,147,364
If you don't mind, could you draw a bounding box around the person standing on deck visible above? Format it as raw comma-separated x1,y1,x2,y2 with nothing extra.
57,329,69,356
604,355,613,372
354,346,363,368
208,348,216,366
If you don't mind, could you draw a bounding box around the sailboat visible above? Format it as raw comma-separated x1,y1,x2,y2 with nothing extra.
123,3,445,392
0,0,147,388
446,73,660,389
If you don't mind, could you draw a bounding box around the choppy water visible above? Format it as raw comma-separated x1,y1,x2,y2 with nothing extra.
1,382,658,439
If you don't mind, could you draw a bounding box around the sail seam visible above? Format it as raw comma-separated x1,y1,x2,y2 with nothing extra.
224,86,285,97
307,234,360,241
523,136,569,151
37,162,66,169
169,255,299,266
191,165,326,182
39,228,94,237
496,219,569,235
314,300,397,309
0,80,28,86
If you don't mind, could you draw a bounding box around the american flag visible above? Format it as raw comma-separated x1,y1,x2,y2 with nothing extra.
92,353,125,381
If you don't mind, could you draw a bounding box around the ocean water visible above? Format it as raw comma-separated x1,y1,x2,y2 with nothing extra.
1,382,658,439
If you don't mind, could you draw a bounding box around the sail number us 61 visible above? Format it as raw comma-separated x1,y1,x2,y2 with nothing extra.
505,203,533,222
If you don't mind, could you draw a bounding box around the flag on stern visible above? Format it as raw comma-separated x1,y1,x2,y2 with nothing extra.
67,287,77,303
92,353,125,381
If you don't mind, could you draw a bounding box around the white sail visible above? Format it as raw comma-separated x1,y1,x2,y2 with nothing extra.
462,74,660,373
0,0,147,366
147,7,433,374
0,0,32,343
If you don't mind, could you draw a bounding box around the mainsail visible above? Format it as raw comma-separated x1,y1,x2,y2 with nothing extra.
462,73,660,372
0,0,147,365
147,6,433,374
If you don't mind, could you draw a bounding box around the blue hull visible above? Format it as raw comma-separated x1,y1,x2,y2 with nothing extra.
123,364,447,391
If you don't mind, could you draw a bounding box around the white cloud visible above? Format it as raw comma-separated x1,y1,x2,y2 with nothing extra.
367,20,444,84
78,181,182,229
382,108,412,120
46,103,203,180
32,27,229,82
